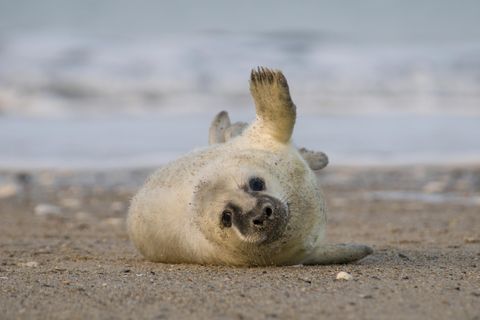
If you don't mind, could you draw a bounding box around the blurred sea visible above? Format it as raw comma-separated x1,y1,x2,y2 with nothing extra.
0,0,479,168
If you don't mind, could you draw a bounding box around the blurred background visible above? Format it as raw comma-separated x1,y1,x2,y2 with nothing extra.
0,0,479,168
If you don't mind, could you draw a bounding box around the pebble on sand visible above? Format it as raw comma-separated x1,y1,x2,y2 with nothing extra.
336,271,353,281
19,261,39,268
0,184,18,199
34,204,62,216
464,236,480,244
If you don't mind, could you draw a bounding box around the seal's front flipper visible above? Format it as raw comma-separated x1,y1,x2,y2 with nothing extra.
298,148,329,171
249,67,296,143
303,243,373,265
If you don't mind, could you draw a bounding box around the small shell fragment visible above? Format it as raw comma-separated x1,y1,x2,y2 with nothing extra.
336,271,353,281
20,261,39,268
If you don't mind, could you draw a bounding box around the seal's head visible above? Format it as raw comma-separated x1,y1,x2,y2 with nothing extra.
193,163,289,247
189,147,323,265
220,177,288,245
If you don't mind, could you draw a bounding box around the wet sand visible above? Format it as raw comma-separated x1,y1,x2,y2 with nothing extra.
1,166,479,319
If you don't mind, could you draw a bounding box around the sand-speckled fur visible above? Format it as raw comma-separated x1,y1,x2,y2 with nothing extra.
127,67,372,266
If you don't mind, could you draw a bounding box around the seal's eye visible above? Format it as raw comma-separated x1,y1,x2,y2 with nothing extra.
221,210,232,228
249,177,265,192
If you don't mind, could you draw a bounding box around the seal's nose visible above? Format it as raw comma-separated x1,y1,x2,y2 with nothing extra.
251,204,273,227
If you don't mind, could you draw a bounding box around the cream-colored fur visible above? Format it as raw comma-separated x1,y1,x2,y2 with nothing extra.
127,67,372,266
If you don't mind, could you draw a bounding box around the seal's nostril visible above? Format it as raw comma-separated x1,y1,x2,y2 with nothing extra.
264,206,273,217
253,219,263,226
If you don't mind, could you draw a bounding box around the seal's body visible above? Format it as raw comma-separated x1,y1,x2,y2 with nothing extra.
128,68,372,266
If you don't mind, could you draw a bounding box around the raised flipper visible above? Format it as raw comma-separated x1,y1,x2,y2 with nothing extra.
209,110,329,170
249,67,296,143
210,67,296,145
302,243,373,265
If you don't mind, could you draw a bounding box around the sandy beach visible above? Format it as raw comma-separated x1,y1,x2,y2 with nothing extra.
1,1,480,319
1,165,479,319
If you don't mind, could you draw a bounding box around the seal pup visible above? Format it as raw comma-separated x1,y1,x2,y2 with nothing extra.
127,67,372,266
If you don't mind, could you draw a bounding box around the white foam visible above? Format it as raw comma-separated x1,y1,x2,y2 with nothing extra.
1,32,480,117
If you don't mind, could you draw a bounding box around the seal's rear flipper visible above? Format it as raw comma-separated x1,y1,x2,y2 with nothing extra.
249,67,296,143
302,243,373,265
209,111,248,145
209,111,231,144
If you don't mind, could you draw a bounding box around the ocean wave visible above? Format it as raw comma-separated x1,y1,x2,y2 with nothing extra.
1,32,480,117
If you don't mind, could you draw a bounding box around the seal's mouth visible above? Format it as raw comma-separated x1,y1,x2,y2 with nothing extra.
226,194,289,245
233,229,268,244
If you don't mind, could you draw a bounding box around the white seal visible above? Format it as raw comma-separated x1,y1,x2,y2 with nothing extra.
127,67,372,266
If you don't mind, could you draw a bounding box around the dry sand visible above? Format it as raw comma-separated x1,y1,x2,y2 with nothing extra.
1,166,479,320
